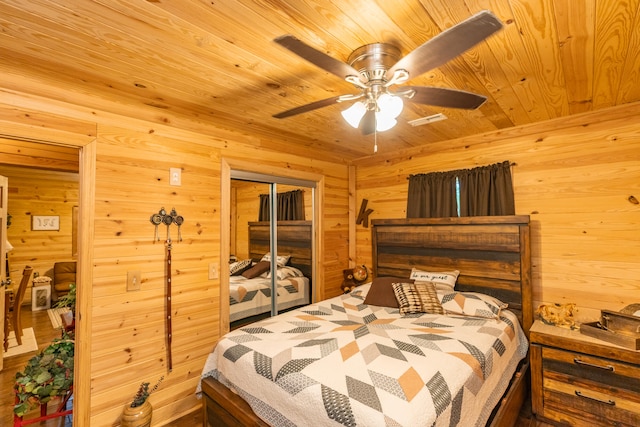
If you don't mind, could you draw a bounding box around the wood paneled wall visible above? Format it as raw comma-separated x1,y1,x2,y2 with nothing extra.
1,164,78,303
354,101,640,322
0,94,350,426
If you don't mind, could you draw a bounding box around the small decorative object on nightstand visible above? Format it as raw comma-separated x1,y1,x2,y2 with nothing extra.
530,320,640,426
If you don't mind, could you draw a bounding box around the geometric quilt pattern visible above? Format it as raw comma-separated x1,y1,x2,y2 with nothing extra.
199,283,529,427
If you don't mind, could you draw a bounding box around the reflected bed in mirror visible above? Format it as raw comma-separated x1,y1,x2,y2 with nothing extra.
229,221,312,328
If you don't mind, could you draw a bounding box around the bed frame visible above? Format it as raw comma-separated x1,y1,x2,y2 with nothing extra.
203,215,532,427
247,220,313,279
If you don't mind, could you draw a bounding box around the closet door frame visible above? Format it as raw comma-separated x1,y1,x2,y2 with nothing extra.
220,158,323,336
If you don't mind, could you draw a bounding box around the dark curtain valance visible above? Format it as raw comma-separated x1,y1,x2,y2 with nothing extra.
258,189,305,221
407,161,514,218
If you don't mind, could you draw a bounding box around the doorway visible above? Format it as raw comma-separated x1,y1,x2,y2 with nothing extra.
0,135,94,426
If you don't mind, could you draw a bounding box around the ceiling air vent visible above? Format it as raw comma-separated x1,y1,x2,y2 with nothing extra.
408,113,448,127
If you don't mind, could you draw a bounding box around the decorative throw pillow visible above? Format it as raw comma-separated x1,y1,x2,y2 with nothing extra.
392,282,444,315
364,277,414,308
410,268,460,292
261,252,291,267
229,259,252,276
440,292,508,319
241,261,271,279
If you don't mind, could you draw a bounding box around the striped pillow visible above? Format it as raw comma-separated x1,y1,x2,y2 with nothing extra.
392,282,444,315
230,259,252,276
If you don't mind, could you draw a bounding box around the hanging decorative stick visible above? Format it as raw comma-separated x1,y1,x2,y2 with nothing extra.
165,236,173,372
149,207,184,372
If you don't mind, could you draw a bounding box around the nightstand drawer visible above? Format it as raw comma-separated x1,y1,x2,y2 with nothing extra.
541,347,640,426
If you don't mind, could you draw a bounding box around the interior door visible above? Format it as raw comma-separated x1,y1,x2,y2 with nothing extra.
230,179,272,320
0,175,8,370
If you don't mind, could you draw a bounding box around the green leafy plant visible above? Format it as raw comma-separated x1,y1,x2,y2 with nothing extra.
14,334,74,417
54,283,76,313
130,376,164,408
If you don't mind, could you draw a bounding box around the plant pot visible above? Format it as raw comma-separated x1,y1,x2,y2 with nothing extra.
121,400,152,427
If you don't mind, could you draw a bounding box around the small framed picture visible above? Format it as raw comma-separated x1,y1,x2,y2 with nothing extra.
32,285,51,311
32,215,60,231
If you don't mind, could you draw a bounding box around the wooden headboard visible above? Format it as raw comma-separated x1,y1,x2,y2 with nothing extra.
248,221,313,279
372,215,532,334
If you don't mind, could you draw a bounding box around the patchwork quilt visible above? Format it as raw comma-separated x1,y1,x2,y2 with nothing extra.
200,283,528,426
229,275,310,322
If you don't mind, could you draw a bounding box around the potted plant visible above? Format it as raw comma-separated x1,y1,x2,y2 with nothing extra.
13,333,74,418
121,376,164,427
54,282,76,313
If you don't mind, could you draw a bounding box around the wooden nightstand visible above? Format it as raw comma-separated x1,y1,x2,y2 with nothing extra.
530,320,640,426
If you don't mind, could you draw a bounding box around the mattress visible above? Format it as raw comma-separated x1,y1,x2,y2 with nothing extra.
229,275,310,322
200,283,528,426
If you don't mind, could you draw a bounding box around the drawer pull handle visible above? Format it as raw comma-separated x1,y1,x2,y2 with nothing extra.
573,357,615,372
575,390,616,406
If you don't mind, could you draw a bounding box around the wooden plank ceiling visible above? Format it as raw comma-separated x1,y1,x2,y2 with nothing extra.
1,0,639,163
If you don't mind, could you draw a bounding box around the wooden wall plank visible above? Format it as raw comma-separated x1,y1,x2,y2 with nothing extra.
509,0,570,117
592,0,640,108
553,0,596,114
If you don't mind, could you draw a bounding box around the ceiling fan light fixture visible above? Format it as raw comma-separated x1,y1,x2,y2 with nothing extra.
341,101,366,128
377,93,403,119
272,10,505,140
375,113,397,132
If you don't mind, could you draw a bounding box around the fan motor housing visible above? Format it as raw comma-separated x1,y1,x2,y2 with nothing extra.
347,43,400,83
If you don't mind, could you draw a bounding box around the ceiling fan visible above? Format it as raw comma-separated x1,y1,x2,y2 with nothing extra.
272,10,503,135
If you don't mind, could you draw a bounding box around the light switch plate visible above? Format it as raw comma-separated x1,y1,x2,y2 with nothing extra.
127,270,141,291
208,263,218,280
170,167,181,186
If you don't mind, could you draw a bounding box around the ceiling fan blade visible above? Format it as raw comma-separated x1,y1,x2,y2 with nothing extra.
275,35,362,81
386,10,503,81
403,86,487,109
273,95,344,118
360,110,376,135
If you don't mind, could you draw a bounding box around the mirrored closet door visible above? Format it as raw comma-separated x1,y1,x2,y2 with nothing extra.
229,173,314,328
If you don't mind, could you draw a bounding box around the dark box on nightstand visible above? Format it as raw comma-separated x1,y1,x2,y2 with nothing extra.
580,309,640,350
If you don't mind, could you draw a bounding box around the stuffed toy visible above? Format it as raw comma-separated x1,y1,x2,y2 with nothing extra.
341,265,368,293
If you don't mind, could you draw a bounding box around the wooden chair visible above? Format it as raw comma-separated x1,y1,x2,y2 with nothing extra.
4,266,33,350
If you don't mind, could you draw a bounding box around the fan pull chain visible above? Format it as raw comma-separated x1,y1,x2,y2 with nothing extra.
374,127,378,153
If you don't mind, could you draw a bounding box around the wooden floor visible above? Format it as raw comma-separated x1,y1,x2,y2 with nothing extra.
1,307,553,426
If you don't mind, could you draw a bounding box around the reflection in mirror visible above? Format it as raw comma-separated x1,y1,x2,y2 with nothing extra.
229,180,313,329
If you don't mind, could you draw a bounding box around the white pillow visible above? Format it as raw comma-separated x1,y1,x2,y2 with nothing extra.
265,266,305,280
410,268,460,292
261,252,291,267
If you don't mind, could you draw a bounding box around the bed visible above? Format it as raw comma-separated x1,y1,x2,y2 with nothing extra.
229,221,312,324
201,216,532,427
